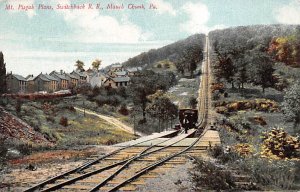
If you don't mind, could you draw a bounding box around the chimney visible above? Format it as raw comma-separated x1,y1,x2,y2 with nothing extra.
60,70,63,75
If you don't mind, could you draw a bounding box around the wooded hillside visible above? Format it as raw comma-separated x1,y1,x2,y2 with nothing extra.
122,34,206,71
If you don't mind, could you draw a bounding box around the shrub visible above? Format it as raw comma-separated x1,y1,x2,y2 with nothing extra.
15,99,22,113
156,63,162,68
190,158,236,191
261,128,300,159
59,116,68,127
164,63,170,69
116,87,127,98
0,137,8,163
238,158,297,190
92,86,101,96
208,145,240,164
212,91,220,100
46,116,55,123
94,95,121,107
118,104,129,116
208,145,223,158
138,118,147,124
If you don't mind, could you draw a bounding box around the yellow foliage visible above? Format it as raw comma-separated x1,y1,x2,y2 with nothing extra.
233,143,254,156
261,128,299,160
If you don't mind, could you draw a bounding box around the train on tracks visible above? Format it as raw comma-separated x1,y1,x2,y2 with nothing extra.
176,109,199,131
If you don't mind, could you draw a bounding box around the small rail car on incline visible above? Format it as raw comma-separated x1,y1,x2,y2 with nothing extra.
178,109,198,130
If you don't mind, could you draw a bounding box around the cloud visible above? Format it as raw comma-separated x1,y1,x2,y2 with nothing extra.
180,2,210,34
1,0,36,18
152,0,176,16
55,0,146,43
180,1,225,34
274,0,300,24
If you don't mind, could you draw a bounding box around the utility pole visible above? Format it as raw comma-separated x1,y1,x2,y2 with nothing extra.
133,111,136,135
83,99,85,117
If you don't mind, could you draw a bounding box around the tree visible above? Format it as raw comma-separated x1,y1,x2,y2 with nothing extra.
92,59,102,70
178,45,202,77
128,70,157,122
175,60,185,75
189,59,197,78
189,96,198,109
75,60,85,72
59,116,68,127
234,57,248,89
249,52,275,93
128,70,176,122
212,40,238,88
214,56,236,88
147,90,178,131
282,82,300,131
15,99,22,113
0,52,6,94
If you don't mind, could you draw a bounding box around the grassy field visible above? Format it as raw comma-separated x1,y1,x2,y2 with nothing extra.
210,81,300,190
4,100,136,147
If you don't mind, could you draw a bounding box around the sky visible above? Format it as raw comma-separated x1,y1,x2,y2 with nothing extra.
0,0,300,76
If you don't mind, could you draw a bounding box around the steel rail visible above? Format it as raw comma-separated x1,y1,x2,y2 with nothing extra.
105,37,211,192
107,129,208,192
24,130,179,192
37,131,194,192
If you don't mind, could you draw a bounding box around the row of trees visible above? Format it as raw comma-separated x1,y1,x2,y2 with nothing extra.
211,38,275,92
209,25,298,92
75,59,102,72
209,25,300,132
123,34,205,77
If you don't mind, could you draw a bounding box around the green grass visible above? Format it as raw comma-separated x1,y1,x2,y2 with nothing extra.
4,100,136,147
56,114,136,146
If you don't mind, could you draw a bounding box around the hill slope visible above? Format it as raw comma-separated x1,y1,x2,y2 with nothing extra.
122,34,206,69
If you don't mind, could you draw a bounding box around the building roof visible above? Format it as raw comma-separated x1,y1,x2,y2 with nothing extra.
43,74,58,81
65,73,79,80
11,74,27,81
112,77,130,82
111,64,123,68
35,74,50,82
114,71,127,76
126,67,142,72
51,72,68,80
72,70,87,77
27,76,35,81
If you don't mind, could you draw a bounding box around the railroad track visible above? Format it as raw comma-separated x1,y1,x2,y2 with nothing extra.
24,130,204,192
24,36,211,192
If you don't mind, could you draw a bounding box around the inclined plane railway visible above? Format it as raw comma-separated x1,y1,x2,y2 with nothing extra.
24,36,211,192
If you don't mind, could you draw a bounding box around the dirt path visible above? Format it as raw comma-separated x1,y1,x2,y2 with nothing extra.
75,107,145,136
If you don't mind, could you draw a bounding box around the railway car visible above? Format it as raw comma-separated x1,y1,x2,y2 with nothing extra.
179,109,198,130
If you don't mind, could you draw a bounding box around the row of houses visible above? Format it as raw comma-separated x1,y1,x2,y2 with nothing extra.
6,64,142,94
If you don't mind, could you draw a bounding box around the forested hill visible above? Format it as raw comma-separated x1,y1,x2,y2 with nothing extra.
209,24,298,50
122,34,206,69
208,24,300,92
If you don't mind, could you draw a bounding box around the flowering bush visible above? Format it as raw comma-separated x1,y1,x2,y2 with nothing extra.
261,128,299,159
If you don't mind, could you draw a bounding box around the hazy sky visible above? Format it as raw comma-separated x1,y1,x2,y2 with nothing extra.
0,0,300,76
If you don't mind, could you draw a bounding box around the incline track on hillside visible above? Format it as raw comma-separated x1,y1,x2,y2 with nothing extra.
24,36,211,192
24,130,179,191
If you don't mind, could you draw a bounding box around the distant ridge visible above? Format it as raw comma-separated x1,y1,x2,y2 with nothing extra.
122,34,206,69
